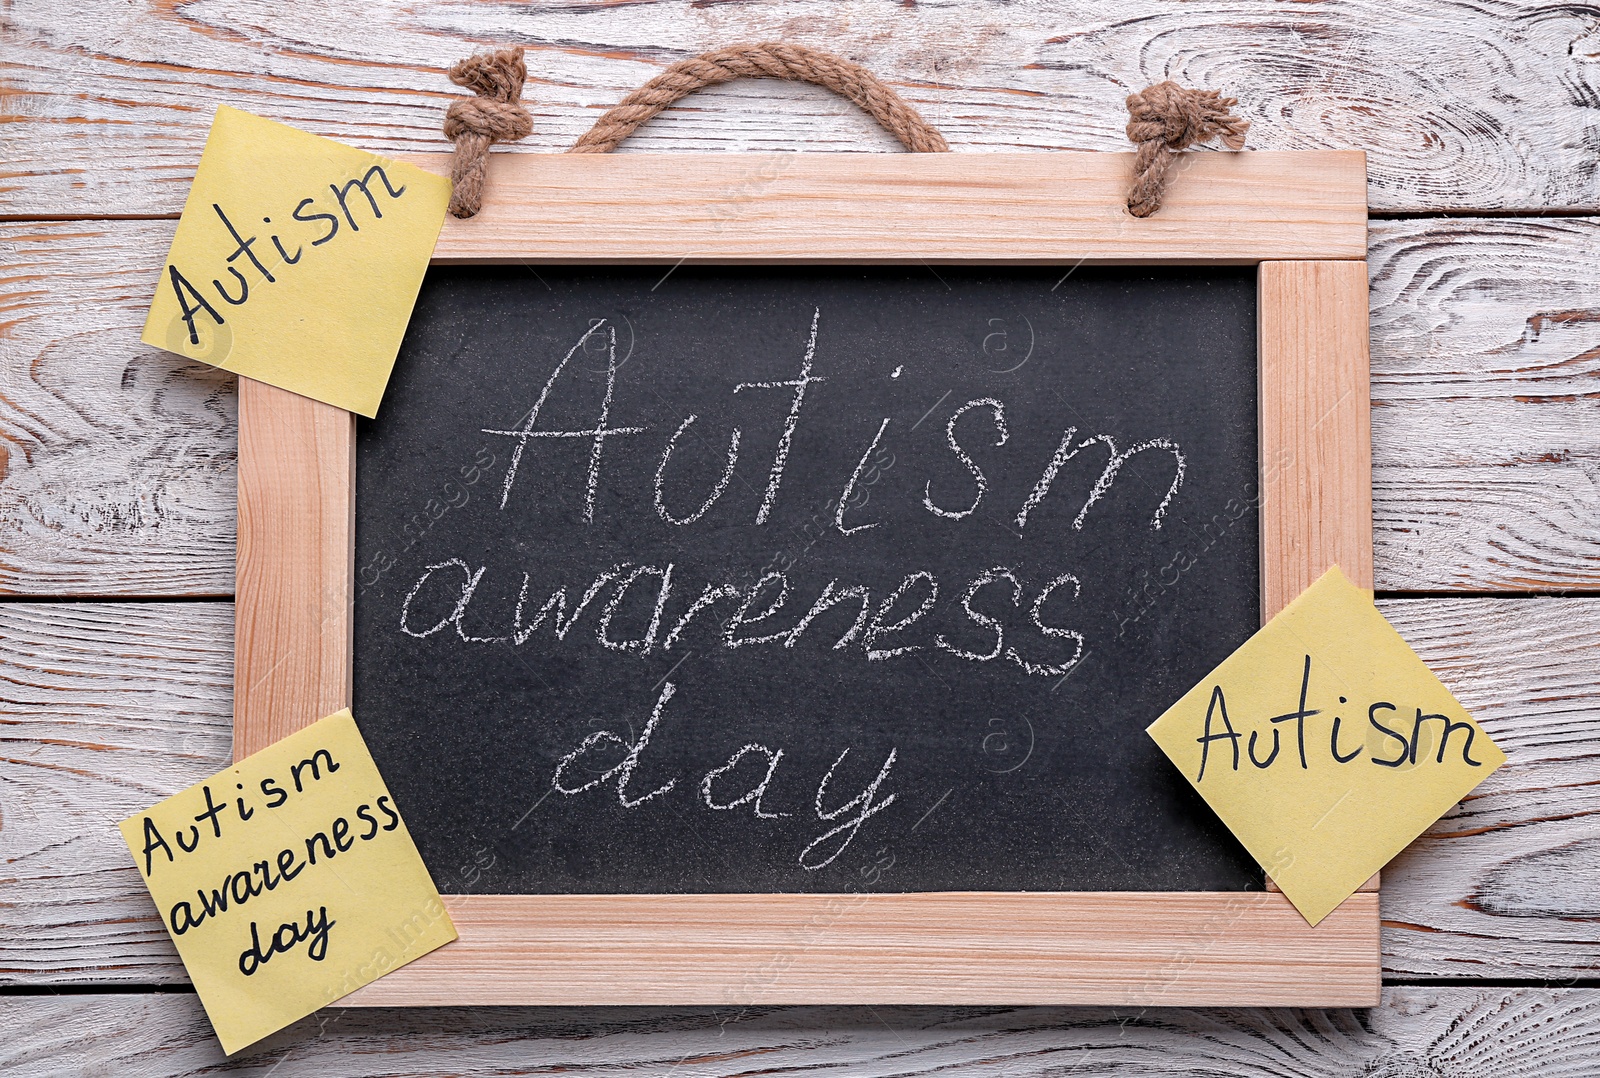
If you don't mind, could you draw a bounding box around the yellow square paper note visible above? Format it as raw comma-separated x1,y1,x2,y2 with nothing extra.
141,106,450,416
119,710,456,1054
1147,566,1505,926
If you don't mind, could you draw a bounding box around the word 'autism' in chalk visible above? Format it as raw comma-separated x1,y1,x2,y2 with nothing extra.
355,265,1265,895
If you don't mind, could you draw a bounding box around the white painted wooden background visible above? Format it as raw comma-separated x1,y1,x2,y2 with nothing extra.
1,1,1597,1073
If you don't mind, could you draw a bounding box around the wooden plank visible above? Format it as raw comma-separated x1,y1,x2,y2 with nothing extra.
233,378,353,759
0,602,234,982
4,987,1600,1074
0,222,238,596
2,218,1594,597
411,151,1367,264
1381,597,1600,980
2,2,1595,216
1369,217,1600,591
1258,261,1373,617
342,892,1377,1008
6,1,1596,1062
0,598,1592,984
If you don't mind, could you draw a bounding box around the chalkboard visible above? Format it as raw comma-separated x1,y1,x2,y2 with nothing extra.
353,264,1262,896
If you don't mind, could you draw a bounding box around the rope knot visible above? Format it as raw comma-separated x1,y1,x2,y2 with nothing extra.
450,47,527,102
1124,80,1249,218
436,48,1258,223
443,46,532,218
444,96,533,144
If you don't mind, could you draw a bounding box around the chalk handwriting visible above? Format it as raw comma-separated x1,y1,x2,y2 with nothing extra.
702,744,791,818
547,682,898,869
735,307,826,524
399,560,1085,680
800,748,898,870
381,302,1207,884
835,418,893,535
655,415,741,526
935,567,1021,662
1017,429,1186,532
484,321,648,521
552,681,679,807
461,309,1182,536
861,571,939,661
924,398,1008,520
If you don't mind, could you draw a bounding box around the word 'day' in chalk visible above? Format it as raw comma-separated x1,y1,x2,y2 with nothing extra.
1146,566,1505,926
118,710,456,1055
141,106,450,417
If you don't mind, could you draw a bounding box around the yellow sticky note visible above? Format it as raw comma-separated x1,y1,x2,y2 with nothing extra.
1146,566,1505,926
119,710,456,1055
141,106,450,417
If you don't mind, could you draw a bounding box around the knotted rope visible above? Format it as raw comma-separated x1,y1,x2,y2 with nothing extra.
1124,81,1249,218
569,42,948,155
439,42,944,216
443,47,534,218
440,47,1248,220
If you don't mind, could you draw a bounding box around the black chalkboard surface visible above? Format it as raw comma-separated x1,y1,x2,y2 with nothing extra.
354,265,1262,895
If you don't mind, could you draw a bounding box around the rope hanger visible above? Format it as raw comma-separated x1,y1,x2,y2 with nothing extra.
440,43,1248,220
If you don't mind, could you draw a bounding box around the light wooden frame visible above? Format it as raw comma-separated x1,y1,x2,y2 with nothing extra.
235,150,1376,1007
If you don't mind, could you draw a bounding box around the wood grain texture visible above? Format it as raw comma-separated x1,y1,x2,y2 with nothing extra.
341,891,1378,1008
1381,598,1600,981
0,603,234,982
0,223,237,596
2,1,1596,216
238,220,1379,1001
3,217,1594,596
1258,261,1373,617
416,151,1367,264
4,988,1600,1075
0,598,1591,985
5,0,1596,1062
233,378,352,759
1369,217,1600,591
